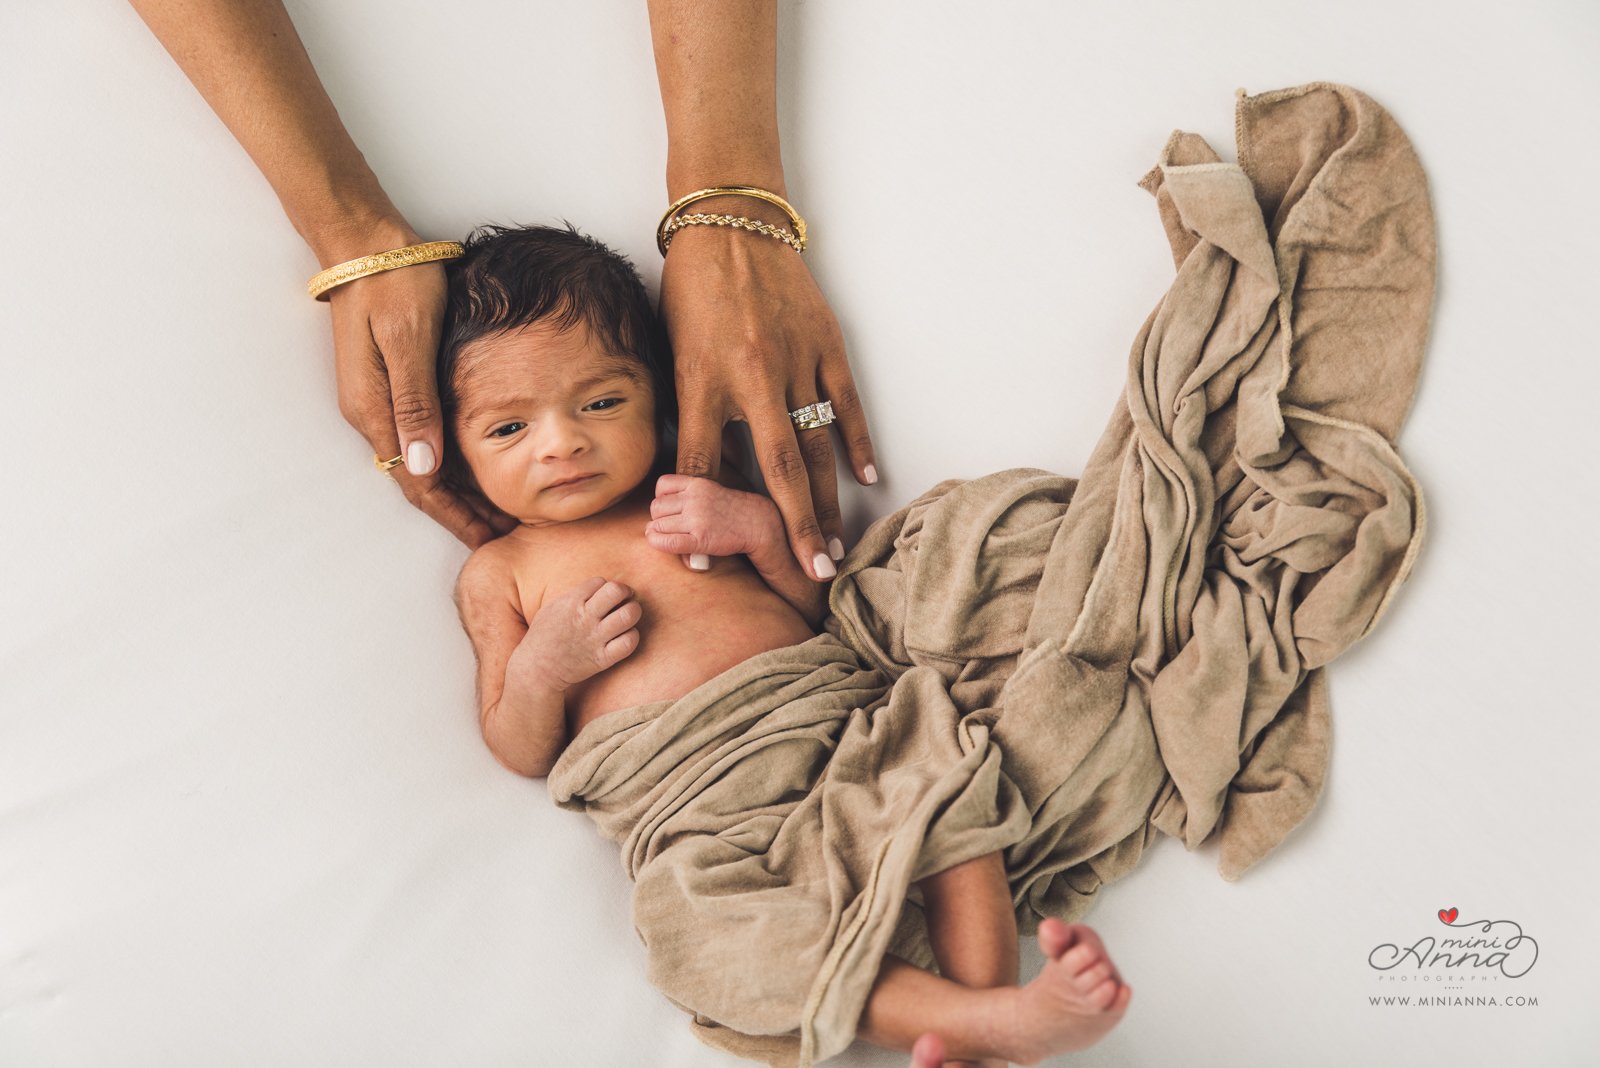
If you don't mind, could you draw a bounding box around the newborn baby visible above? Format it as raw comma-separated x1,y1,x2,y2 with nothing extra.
438,223,829,774
439,223,1131,1067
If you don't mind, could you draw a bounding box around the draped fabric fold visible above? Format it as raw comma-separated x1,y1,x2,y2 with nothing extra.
547,81,1435,1066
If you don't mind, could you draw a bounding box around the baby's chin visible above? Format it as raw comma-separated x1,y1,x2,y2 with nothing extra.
508,474,648,527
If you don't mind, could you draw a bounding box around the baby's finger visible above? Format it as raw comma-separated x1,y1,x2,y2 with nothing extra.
598,600,643,640
655,473,696,496
650,494,686,519
603,629,640,664
570,576,609,602
645,513,690,535
645,527,700,556
584,579,633,616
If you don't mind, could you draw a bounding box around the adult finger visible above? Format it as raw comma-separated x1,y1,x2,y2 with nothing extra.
333,309,498,548
401,474,502,549
376,423,501,548
749,400,833,581
673,379,723,483
366,273,449,479
454,483,521,538
789,388,845,563
818,351,879,487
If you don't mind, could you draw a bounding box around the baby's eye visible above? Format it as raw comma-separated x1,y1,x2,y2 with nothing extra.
489,422,525,438
585,398,624,412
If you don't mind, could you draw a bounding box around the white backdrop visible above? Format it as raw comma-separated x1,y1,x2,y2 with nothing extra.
3,1,1596,1065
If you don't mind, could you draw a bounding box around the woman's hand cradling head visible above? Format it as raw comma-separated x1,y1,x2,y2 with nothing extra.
659,212,878,583
322,219,519,549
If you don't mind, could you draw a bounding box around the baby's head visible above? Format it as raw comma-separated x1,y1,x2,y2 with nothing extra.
437,223,675,528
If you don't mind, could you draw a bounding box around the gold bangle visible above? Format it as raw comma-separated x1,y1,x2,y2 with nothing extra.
655,186,807,256
661,213,803,254
307,240,466,301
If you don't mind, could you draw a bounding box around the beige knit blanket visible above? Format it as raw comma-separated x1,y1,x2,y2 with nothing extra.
547,81,1434,1067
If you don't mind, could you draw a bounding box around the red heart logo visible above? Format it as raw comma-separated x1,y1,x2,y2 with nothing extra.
1438,907,1458,924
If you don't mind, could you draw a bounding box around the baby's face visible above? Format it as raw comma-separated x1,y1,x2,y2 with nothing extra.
451,317,659,527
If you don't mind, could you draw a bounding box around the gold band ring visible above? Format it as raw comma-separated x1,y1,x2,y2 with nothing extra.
374,453,405,479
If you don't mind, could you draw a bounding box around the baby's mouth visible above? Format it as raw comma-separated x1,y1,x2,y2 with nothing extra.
547,473,600,491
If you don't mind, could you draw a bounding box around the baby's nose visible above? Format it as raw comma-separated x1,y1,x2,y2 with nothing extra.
536,417,590,460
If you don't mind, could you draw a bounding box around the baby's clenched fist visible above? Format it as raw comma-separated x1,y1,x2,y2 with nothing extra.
512,577,642,693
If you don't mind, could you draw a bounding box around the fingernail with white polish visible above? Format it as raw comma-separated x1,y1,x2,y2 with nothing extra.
689,554,710,571
406,441,436,476
863,463,878,486
828,537,845,561
813,552,837,580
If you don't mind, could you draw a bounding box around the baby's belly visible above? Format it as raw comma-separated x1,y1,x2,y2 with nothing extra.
564,562,817,739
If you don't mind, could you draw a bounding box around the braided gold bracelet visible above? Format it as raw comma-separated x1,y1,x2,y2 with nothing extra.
306,240,466,301
655,186,808,256
661,213,803,254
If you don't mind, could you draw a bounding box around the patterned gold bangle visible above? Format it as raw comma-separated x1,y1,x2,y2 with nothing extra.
661,213,804,254
306,240,466,301
655,186,807,256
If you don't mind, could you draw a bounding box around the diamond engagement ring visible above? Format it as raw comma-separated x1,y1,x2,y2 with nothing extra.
789,400,835,431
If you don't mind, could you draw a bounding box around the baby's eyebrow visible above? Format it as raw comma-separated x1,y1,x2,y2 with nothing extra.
460,367,641,425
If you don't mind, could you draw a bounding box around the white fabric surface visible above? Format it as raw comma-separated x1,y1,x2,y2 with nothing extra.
3,1,1596,1064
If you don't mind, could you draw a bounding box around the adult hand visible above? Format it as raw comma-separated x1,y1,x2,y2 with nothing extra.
660,224,877,582
324,218,519,549
125,0,516,548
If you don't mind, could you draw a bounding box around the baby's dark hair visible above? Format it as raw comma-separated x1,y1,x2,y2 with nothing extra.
436,222,675,490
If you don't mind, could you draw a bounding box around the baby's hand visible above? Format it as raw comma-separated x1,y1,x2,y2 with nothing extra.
645,474,780,569
511,577,642,693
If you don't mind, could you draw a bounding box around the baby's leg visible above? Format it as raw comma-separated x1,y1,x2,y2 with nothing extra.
917,852,1017,1067
856,921,1134,1065
918,850,1019,989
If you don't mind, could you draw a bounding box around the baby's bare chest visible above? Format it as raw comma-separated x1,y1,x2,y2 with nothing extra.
511,510,741,622
504,505,815,731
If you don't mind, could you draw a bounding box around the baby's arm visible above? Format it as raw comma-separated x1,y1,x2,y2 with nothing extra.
645,474,829,628
454,550,641,777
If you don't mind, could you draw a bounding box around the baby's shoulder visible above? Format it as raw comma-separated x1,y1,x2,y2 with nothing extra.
454,536,535,613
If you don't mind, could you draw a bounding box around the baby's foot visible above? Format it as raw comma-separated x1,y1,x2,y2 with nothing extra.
909,1033,1006,1068
909,1032,944,1068
1000,919,1132,1065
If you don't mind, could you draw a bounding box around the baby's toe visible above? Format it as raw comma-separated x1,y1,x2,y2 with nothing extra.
1084,974,1123,1011
1074,960,1115,993
909,1032,944,1068
1038,917,1077,960
1063,923,1107,957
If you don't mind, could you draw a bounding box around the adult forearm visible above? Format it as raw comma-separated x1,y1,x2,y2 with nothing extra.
127,0,406,265
647,0,786,202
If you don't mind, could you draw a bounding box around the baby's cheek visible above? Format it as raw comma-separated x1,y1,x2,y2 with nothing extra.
619,431,662,488
475,457,530,515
